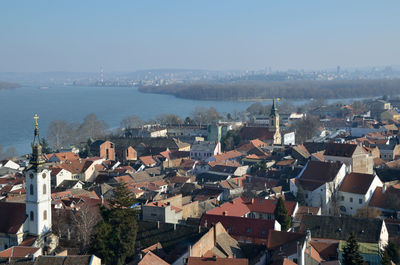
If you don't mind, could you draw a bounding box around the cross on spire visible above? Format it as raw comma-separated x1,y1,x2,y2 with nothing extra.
33,114,39,128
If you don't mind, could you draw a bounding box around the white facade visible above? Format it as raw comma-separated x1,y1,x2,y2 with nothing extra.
0,160,20,170
338,175,383,215
283,132,296,146
290,163,347,214
52,168,73,187
25,168,52,236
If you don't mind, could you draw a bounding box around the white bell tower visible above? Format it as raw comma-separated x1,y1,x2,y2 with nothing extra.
25,114,52,236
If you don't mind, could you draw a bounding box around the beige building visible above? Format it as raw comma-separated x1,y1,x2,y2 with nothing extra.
323,143,373,174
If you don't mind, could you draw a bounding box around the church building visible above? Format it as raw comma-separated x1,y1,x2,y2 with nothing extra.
240,99,293,145
0,115,54,251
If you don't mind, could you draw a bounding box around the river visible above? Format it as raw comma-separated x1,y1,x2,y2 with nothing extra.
0,85,365,155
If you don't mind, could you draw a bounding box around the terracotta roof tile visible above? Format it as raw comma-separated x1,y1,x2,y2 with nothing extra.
139,156,157,167
139,251,170,265
0,202,26,234
200,214,274,244
266,230,305,249
187,257,248,265
339,173,377,194
369,186,400,210
324,143,359,157
206,197,296,216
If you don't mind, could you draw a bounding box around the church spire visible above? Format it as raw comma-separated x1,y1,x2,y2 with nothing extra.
31,114,45,166
270,98,278,117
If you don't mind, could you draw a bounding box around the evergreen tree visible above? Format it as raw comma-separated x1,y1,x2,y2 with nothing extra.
91,183,138,265
274,197,291,231
40,138,52,154
342,234,364,265
382,250,392,265
384,241,400,264
296,185,306,206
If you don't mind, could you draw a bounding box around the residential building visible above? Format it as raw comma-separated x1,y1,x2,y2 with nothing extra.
90,140,115,160
323,142,373,174
290,160,346,214
338,172,383,215
190,141,221,161
299,215,389,249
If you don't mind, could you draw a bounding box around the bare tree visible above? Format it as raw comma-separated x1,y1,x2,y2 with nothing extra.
120,115,142,130
77,113,108,142
191,107,221,126
0,145,17,159
293,116,321,143
326,181,341,216
47,120,75,150
356,205,381,218
71,203,100,253
156,113,183,126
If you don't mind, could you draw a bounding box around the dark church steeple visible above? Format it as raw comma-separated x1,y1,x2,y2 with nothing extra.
30,114,45,167
269,99,280,132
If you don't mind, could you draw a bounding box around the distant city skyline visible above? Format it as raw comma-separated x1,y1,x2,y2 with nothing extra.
1,1,399,72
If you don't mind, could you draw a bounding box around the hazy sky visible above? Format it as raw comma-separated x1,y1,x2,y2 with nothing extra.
1,1,399,72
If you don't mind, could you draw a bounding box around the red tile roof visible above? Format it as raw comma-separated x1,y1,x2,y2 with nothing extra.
239,127,275,141
296,161,343,191
45,151,79,162
339,173,376,194
206,197,297,217
324,143,360,157
0,202,26,234
200,214,274,245
0,246,40,258
187,257,248,265
369,186,400,210
139,251,170,265
140,156,157,167
266,230,305,249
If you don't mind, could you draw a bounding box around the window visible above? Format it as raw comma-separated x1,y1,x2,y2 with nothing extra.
229,226,233,232
341,196,344,201
30,211,34,221
359,198,362,204
43,210,47,221
247,228,251,234
340,206,346,212
349,197,353,203
305,194,308,199
30,184,34,195
43,184,46,195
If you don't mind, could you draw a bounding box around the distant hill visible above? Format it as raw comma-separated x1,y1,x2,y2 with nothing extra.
0,82,20,90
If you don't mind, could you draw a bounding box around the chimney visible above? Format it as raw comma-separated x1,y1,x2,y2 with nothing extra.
213,225,217,246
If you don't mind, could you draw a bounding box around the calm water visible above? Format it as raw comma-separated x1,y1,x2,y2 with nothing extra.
0,85,365,155
0,85,260,154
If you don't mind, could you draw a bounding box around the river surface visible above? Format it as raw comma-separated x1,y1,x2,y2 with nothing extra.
0,85,364,155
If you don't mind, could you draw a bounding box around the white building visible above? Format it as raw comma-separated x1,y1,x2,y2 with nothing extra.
290,160,346,214
338,172,383,215
190,141,221,161
0,160,20,170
